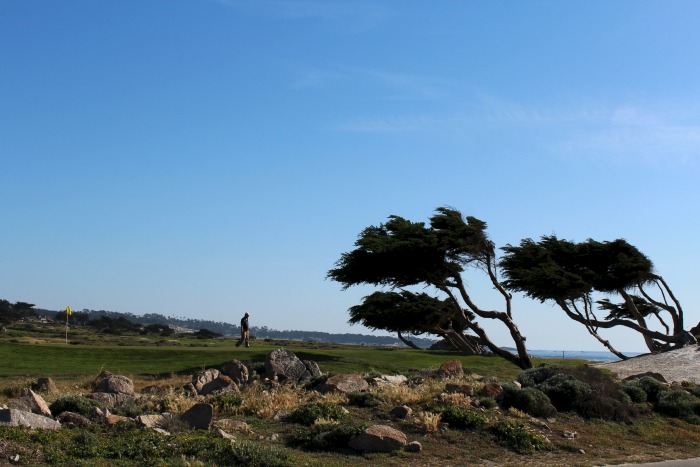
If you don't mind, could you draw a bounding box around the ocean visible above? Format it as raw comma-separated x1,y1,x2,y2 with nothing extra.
529,349,642,362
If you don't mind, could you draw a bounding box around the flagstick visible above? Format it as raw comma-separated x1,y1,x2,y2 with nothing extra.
65,311,68,344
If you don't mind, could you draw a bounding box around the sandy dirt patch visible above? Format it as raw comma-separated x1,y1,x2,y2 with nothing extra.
592,344,700,384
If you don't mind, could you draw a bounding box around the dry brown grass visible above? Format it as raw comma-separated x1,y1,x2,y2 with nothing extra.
415,410,442,433
240,381,308,418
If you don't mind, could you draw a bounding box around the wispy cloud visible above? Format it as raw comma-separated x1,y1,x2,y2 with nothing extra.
336,97,700,166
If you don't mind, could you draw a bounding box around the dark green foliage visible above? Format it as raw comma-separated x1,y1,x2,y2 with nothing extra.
348,290,462,337
288,424,367,452
477,396,497,409
656,390,700,424
518,365,562,387
597,296,661,321
636,376,670,404
49,395,100,417
211,392,244,415
501,236,654,301
436,405,487,430
490,420,550,454
538,374,592,412
347,391,382,408
621,381,648,403
501,385,557,418
516,365,639,421
288,403,349,426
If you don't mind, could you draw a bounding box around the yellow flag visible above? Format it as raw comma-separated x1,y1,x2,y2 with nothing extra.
66,305,72,316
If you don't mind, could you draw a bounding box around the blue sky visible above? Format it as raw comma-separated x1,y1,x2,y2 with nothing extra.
2,1,699,352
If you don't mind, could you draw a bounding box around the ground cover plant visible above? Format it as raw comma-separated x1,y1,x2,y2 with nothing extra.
1,324,700,466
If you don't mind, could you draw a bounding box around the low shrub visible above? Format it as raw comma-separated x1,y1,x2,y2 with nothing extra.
490,420,550,454
501,385,557,418
477,396,497,409
621,381,648,403
287,403,349,426
637,376,670,404
436,405,487,430
518,365,561,387
49,395,100,417
211,392,244,415
347,391,381,408
288,424,367,452
537,374,591,412
656,389,700,424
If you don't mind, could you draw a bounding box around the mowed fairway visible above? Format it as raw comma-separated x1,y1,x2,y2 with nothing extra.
0,336,567,382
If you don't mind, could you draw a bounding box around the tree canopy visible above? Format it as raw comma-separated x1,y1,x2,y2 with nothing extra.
329,207,532,369
501,236,693,357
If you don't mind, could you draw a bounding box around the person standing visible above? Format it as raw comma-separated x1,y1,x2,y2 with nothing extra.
237,312,250,348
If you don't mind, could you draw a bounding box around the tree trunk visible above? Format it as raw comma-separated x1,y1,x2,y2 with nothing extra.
397,331,421,350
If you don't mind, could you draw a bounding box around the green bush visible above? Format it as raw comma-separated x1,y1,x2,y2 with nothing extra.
288,424,367,451
501,385,557,418
656,389,700,424
436,405,487,430
287,403,349,426
537,374,591,412
211,392,244,415
490,420,550,454
636,376,670,404
347,391,381,408
477,396,497,409
49,395,100,417
621,381,648,403
518,365,560,387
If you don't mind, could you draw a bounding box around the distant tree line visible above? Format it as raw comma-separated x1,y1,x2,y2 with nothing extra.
0,300,435,347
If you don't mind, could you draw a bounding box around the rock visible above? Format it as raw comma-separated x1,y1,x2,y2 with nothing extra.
222,360,249,385
437,359,464,379
57,411,91,428
323,374,369,393
479,382,504,400
153,427,171,436
216,427,236,441
371,375,408,388
445,383,473,396
199,375,236,396
104,410,131,426
303,360,322,378
10,388,51,417
511,381,522,390
141,385,167,395
94,370,114,385
272,410,289,421
214,419,250,431
87,392,135,408
265,348,310,384
192,369,220,393
9,454,19,464
0,408,61,430
136,414,170,429
183,382,196,394
390,405,412,419
562,430,578,439
181,403,213,430
406,440,422,452
94,375,135,396
623,372,669,384
32,377,57,394
348,425,407,453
